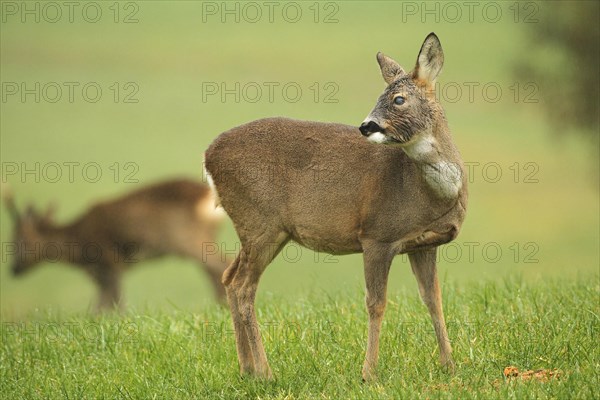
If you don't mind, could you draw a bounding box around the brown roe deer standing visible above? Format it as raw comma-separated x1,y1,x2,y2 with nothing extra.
204,33,467,380
3,179,227,310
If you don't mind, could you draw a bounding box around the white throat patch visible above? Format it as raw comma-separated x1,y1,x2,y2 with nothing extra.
402,133,436,161
366,132,388,144
421,161,462,199
402,133,462,199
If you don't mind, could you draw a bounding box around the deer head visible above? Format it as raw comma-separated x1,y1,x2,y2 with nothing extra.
360,32,444,146
3,192,57,276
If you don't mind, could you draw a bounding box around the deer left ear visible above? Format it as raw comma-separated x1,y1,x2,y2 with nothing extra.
377,52,405,85
24,205,41,221
413,32,444,86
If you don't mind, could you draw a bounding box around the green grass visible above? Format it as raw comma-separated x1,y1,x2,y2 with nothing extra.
1,278,598,399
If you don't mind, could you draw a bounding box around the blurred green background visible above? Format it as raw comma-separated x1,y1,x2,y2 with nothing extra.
1,1,598,317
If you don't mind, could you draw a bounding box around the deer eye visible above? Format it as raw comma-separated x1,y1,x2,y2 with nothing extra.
393,96,405,105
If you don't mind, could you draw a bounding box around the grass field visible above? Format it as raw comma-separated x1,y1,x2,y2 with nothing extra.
1,1,599,398
1,278,598,399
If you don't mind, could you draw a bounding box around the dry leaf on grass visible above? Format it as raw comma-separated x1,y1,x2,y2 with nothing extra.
503,366,561,383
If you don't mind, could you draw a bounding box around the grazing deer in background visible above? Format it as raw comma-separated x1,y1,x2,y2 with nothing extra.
3,179,228,310
204,33,467,380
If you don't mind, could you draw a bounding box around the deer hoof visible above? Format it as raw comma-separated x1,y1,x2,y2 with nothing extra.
361,366,377,382
441,358,456,374
254,366,273,380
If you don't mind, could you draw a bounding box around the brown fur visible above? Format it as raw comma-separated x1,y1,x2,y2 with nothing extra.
205,33,467,380
5,179,228,310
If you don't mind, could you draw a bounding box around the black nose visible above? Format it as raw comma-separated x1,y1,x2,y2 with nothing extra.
359,121,382,136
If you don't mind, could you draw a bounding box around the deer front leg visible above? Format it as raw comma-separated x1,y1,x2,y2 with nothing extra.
95,269,123,312
408,248,454,371
361,243,394,381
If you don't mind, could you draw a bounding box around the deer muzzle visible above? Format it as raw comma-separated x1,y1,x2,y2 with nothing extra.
359,120,383,136
11,265,24,277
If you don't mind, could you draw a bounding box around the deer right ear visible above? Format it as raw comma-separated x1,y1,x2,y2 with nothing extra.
1,185,19,222
413,32,444,87
377,52,405,85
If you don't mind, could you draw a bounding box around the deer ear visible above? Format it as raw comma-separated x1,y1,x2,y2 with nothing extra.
24,204,38,220
377,52,405,85
413,32,444,86
2,186,19,222
44,202,57,221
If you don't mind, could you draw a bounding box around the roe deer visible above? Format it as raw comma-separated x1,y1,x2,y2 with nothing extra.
3,179,228,310
204,33,467,380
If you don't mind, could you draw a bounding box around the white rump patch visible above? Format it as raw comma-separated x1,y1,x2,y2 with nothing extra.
204,164,215,191
422,161,462,199
202,163,224,211
366,132,388,144
196,193,226,223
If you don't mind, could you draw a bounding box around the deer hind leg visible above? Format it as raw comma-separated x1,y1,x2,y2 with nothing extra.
222,255,255,374
189,232,228,304
408,248,454,371
361,242,394,381
205,263,227,304
224,230,288,379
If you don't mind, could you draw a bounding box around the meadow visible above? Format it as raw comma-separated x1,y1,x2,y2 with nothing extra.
1,279,598,398
1,1,598,398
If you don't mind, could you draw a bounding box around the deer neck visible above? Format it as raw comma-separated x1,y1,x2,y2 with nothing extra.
400,121,463,200
38,222,90,266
